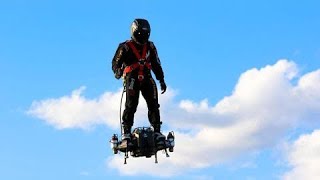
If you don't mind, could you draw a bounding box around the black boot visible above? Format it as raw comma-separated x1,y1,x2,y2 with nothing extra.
153,124,165,149
119,126,132,149
122,126,132,141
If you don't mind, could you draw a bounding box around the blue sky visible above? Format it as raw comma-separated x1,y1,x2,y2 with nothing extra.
1,0,320,179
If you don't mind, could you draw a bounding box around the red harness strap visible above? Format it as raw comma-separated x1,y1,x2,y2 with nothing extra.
123,41,152,81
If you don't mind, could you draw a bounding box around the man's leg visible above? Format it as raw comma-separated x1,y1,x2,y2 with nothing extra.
141,78,165,143
122,77,139,139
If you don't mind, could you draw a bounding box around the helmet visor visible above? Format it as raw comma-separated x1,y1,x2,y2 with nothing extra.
133,29,150,44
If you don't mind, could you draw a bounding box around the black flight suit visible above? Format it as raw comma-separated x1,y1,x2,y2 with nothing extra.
112,40,165,134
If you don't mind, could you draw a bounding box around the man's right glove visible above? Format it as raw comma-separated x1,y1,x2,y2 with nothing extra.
159,79,167,94
115,68,123,79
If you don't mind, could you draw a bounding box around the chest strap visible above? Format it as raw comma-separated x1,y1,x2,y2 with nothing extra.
123,41,151,81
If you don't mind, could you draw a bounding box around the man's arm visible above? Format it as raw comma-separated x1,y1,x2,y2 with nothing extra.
112,43,127,79
149,42,164,81
149,42,166,93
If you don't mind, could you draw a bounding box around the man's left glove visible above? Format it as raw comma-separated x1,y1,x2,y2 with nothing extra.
159,79,167,94
115,68,123,79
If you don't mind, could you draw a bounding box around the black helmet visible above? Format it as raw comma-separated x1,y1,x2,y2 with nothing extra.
131,19,151,45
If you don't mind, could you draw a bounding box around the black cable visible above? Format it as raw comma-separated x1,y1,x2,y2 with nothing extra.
119,84,126,135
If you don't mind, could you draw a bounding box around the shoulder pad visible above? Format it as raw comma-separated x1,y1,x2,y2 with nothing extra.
149,41,155,49
119,41,129,51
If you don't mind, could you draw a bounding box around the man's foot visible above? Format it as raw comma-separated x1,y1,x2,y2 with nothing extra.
154,132,166,149
118,133,132,149
122,133,131,141
154,132,165,141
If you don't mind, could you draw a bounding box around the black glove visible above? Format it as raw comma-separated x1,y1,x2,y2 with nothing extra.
115,68,123,79
159,79,167,94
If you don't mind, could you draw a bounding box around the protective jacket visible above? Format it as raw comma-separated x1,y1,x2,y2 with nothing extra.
112,40,164,82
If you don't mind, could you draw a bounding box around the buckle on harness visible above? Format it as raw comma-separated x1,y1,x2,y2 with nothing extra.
138,59,146,65
138,75,144,81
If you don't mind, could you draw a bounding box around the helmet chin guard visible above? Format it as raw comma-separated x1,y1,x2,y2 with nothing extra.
131,19,151,45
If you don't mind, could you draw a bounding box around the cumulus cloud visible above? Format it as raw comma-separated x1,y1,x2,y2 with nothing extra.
28,60,320,177
283,130,320,180
27,86,176,130
28,86,122,129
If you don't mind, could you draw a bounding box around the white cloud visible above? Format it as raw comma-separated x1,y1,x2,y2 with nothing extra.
28,60,320,177
28,86,123,129
294,69,320,122
27,86,176,130
282,130,320,180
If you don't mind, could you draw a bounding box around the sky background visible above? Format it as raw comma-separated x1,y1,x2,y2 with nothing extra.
1,0,320,179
